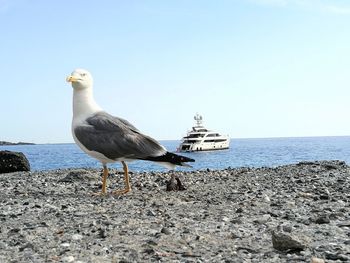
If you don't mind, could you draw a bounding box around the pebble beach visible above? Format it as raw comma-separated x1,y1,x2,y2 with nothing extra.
0,160,349,262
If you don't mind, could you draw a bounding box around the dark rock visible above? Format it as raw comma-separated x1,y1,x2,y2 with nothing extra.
228,232,241,239
272,230,308,251
319,194,329,200
8,228,21,235
160,227,171,235
19,242,34,252
182,251,201,258
282,225,293,233
295,179,303,184
0,151,30,173
297,161,317,166
231,218,243,224
323,164,338,170
146,210,156,217
315,214,330,224
325,252,349,261
183,228,190,234
253,215,271,224
146,240,158,246
59,169,98,182
337,221,350,228
98,228,107,238
143,248,155,255
236,207,244,213
166,174,186,191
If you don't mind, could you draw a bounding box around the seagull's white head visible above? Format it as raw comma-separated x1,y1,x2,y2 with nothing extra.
66,69,93,90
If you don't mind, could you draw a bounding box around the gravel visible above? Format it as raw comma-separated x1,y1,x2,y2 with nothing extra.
0,160,349,262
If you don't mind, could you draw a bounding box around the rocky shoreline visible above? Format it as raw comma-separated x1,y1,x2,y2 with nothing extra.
0,141,35,146
0,160,349,262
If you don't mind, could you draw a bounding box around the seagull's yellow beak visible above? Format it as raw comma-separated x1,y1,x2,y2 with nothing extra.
66,76,78,82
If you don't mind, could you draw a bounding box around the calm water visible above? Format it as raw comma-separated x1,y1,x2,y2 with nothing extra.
1,137,350,172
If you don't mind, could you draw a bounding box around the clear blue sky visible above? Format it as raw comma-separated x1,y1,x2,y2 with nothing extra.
1,0,349,143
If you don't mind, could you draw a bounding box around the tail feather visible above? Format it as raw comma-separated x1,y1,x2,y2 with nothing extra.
141,152,195,167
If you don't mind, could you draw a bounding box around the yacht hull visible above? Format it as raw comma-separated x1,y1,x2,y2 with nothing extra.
178,139,230,152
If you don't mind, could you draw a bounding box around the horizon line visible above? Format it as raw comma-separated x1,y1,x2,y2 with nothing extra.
1,135,349,145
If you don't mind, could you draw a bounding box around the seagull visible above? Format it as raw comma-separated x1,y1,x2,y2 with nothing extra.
66,68,195,195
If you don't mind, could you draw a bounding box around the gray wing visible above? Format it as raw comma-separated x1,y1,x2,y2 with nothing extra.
74,111,166,160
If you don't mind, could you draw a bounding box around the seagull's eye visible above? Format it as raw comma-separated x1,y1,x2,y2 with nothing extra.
81,73,86,77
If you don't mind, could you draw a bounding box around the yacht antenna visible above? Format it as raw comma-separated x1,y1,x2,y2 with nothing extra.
194,113,203,127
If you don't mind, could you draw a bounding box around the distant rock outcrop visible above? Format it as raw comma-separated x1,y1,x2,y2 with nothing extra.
0,151,30,173
0,141,35,146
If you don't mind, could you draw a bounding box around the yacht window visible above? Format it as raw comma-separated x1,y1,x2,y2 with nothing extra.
204,139,227,143
187,134,203,138
214,139,227,142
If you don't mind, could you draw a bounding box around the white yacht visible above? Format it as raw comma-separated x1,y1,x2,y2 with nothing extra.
178,113,230,152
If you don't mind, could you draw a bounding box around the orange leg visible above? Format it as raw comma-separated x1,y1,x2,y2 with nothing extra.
92,164,109,196
112,161,131,195
101,164,108,194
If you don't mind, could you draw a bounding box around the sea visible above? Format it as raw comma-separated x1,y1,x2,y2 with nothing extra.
1,136,350,172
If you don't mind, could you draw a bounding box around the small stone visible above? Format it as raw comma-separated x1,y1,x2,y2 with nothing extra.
286,201,295,208
298,192,313,198
72,234,83,240
254,214,270,224
263,195,271,202
183,228,190,234
62,256,75,263
311,257,325,263
0,241,7,249
195,235,205,241
45,204,59,210
60,243,70,248
221,216,230,222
